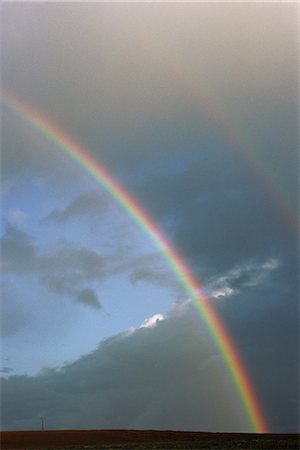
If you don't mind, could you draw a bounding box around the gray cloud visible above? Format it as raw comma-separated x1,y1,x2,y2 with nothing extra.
1,282,36,340
130,266,184,299
1,225,104,309
1,224,178,311
1,3,298,433
0,302,249,432
1,223,37,274
40,244,105,280
2,296,298,433
0,368,14,374
128,151,297,279
76,288,101,310
45,272,85,294
45,275,101,310
216,279,299,433
2,3,297,276
40,243,178,297
2,3,297,182
43,191,109,224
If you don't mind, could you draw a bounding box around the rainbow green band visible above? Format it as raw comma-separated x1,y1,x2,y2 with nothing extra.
2,93,269,433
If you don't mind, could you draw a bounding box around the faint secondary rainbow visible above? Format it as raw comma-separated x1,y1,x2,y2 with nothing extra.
138,25,298,230
2,93,268,433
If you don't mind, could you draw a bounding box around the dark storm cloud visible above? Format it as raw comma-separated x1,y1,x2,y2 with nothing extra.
1,2,298,433
0,302,248,432
1,110,74,184
43,191,109,223
1,233,298,430
130,153,297,277
2,295,298,433
214,271,299,433
2,3,297,181
2,2,297,276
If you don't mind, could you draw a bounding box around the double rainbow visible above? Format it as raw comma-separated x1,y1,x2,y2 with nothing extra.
2,93,268,433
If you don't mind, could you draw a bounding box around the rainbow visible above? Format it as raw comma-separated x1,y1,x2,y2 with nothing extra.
2,93,268,433
139,24,298,231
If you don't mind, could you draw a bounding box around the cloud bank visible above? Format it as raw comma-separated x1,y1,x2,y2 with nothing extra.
1,303,248,432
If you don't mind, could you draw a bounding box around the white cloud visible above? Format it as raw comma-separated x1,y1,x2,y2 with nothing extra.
262,258,279,271
139,313,164,329
211,287,235,300
207,258,280,299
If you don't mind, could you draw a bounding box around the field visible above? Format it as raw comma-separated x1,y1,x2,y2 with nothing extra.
1,430,299,450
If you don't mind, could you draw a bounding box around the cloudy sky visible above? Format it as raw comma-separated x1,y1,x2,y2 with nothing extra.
1,2,298,433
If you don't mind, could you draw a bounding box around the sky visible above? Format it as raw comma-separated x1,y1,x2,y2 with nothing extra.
0,2,299,433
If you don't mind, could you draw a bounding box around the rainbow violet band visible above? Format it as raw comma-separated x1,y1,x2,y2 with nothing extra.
2,93,269,433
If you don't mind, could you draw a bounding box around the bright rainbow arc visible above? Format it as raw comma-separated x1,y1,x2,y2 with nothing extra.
2,94,268,433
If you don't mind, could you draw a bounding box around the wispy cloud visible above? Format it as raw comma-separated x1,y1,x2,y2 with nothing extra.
0,367,14,374
6,208,27,225
43,191,109,223
129,262,183,298
1,223,177,310
206,258,280,300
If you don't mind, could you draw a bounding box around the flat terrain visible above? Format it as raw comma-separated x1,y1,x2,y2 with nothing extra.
1,429,299,450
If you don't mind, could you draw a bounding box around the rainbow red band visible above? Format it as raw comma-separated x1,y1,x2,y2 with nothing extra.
2,93,269,433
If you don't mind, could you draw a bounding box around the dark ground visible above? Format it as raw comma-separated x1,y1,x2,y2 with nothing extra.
1,430,299,450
